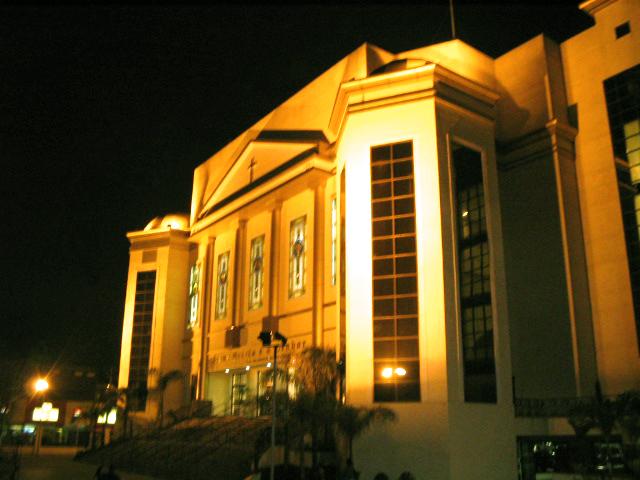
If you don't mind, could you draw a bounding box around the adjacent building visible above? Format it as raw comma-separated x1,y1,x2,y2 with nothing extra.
117,0,640,477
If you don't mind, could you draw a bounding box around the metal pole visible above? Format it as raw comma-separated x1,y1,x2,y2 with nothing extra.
270,346,277,480
449,0,456,39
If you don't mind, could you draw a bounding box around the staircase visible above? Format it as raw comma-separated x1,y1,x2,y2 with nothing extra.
76,416,271,480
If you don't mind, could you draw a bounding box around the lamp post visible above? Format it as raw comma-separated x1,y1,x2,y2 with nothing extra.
258,329,287,480
32,377,50,456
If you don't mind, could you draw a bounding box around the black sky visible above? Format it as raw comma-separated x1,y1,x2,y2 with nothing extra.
1,2,593,378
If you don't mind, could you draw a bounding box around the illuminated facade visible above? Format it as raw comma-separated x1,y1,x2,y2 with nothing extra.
118,0,639,478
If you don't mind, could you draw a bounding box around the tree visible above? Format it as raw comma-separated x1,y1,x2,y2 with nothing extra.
291,348,340,470
615,390,640,475
153,370,183,428
335,404,397,469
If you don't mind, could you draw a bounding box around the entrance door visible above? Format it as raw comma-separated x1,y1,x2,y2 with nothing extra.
230,372,247,415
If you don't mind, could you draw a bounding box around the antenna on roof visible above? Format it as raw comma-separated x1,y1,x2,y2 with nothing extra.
449,0,457,39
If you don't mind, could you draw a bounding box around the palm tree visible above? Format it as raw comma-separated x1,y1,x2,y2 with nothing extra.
335,404,397,470
615,390,640,475
292,348,340,469
154,370,183,428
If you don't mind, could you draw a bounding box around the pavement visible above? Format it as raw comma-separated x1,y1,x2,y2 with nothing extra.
13,448,160,480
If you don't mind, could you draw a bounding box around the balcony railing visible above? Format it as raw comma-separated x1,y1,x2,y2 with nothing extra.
514,395,616,418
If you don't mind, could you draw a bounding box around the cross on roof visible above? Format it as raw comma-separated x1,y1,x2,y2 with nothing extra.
248,157,257,184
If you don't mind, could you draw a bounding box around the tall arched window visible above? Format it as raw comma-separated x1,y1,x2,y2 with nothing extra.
248,235,265,310
289,216,306,298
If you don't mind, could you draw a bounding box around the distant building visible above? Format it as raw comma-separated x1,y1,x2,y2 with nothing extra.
5,365,101,447
117,0,639,478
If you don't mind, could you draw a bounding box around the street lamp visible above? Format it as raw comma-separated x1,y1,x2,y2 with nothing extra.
32,377,50,456
258,329,287,480
34,378,49,393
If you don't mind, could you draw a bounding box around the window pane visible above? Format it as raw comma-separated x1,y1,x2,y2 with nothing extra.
395,217,415,234
397,339,419,358
394,198,414,215
397,317,418,336
374,384,395,402
373,239,393,256
372,201,392,218
395,256,417,274
393,179,414,196
373,258,393,276
372,164,391,181
373,220,393,237
372,145,391,162
396,296,418,315
396,382,420,402
374,340,395,358
393,142,413,159
372,182,392,199
393,161,413,177
374,319,395,338
373,278,394,296
396,276,417,294
373,299,394,317
395,236,416,254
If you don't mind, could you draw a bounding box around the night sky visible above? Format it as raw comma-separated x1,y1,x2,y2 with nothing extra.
1,2,592,379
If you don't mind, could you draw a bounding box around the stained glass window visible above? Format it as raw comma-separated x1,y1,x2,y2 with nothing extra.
289,216,306,298
216,252,230,319
249,235,265,310
331,197,337,286
188,264,199,328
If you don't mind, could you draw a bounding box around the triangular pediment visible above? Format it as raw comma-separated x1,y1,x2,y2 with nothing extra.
200,140,316,215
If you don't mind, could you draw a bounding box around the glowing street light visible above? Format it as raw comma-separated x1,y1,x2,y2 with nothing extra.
34,378,49,393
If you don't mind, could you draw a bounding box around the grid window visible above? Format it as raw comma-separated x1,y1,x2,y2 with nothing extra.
128,270,156,411
604,65,640,349
370,140,420,402
453,145,496,403
289,216,306,298
248,236,265,310
216,252,230,319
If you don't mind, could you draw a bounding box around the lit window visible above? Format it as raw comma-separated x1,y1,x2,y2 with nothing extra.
289,216,306,298
331,197,337,286
216,252,230,319
248,235,265,310
370,140,420,403
188,264,199,328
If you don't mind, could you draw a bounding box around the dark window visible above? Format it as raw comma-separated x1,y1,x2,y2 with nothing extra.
615,22,631,39
453,144,497,403
128,270,156,411
370,141,420,402
604,64,640,349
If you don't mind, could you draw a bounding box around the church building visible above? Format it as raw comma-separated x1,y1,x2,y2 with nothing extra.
117,0,640,477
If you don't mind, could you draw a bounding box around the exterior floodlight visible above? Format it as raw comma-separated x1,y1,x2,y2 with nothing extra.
273,331,287,346
258,330,273,346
